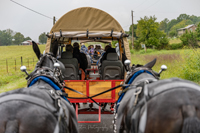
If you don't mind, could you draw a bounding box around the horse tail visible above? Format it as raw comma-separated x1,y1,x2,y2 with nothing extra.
181,105,200,133
4,120,19,133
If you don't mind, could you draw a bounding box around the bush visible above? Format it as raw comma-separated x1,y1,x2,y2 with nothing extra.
169,43,183,50
158,33,169,49
134,40,142,51
130,49,134,54
181,50,200,82
180,30,198,47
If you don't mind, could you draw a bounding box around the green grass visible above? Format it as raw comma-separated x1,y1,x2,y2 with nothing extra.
0,45,199,93
0,45,45,92
130,49,185,55
131,48,200,82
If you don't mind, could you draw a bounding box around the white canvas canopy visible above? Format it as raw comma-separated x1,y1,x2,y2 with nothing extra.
45,7,131,60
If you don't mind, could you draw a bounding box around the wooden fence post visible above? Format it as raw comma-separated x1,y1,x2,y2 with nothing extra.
15,59,16,71
21,56,23,66
6,59,8,73
33,57,34,66
28,58,29,68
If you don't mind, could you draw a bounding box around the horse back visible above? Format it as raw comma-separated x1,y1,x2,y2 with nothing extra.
145,78,200,133
0,81,77,133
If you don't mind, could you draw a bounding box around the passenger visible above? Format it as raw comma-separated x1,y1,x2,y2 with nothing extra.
99,47,117,65
80,44,88,53
80,44,93,64
96,45,111,66
89,45,94,55
108,43,112,47
115,43,120,56
66,44,73,53
88,45,91,53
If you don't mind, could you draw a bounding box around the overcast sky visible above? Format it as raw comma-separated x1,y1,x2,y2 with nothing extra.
0,0,199,42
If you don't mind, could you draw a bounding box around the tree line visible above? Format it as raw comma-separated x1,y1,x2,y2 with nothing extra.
126,14,200,50
0,29,48,46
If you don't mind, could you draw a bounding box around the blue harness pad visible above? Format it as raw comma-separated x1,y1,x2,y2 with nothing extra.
116,70,152,112
29,76,69,103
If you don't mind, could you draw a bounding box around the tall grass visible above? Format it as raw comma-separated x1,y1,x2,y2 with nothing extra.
179,49,200,82
131,49,191,80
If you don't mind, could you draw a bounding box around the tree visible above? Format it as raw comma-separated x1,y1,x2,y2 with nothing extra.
169,30,177,37
180,30,198,47
167,19,178,33
39,32,47,44
24,36,32,41
169,19,193,37
196,23,200,41
177,14,190,23
136,16,159,48
159,18,169,32
128,24,138,38
13,32,24,45
0,30,13,46
189,15,198,24
136,16,169,49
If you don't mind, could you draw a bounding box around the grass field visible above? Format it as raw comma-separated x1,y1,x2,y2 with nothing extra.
0,45,199,93
131,49,185,79
0,45,45,93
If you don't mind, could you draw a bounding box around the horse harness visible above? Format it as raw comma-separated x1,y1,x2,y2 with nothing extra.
27,54,64,88
0,54,69,133
114,67,159,133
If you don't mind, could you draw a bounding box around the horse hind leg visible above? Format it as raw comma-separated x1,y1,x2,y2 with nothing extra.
4,120,19,133
181,105,200,133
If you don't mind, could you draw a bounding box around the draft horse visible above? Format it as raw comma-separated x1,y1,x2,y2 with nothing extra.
0,41,78,133
116,59,200,133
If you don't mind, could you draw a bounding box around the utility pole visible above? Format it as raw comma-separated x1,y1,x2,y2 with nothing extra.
53,16,56,25
131,10,134,49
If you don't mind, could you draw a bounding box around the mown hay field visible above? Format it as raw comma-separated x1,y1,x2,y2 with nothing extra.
0,45,199,93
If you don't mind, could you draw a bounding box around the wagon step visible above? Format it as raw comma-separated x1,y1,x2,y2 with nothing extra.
76,104,101,123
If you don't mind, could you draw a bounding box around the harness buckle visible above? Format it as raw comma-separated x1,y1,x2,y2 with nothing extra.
134,87,142,106
58,99,61,107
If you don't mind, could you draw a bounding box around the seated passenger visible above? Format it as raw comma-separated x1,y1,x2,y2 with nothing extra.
66,44,73,53
80,44,93,65
73,42,88,71
96,45,111,66
89,45,94,56
80,44,88,53
99,46,118,67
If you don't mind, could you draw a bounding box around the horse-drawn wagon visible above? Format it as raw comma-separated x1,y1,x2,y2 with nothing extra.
44,7,131,123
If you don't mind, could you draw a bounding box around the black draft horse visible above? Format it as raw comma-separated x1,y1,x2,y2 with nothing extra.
116,59,200,133
0,41,78,133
